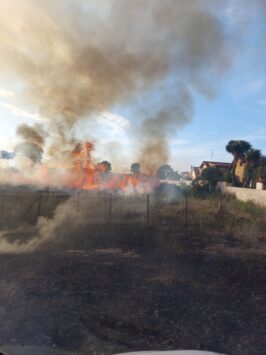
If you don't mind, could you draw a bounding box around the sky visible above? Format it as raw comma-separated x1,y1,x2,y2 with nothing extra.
0,0,265,172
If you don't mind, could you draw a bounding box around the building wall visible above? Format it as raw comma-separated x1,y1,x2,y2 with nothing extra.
191,170,197,180
235,159,246,183
218,182,266,207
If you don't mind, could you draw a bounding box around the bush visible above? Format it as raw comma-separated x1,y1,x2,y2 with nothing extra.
190,184,209,198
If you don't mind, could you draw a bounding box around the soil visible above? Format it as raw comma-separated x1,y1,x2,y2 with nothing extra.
0,226,265,355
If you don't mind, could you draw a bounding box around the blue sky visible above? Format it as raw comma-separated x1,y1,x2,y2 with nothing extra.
0,0,265,172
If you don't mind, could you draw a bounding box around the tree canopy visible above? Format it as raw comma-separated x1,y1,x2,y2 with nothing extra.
156,164,179,180
226,140,252,159
225,140,266,188
130,163,140,175
201,166,223,189
98,161,112,173
244,149,261,187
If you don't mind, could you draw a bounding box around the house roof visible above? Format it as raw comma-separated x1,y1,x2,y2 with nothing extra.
200,161,231,169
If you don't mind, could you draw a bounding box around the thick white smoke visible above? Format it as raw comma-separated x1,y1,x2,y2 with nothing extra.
0,0,230,172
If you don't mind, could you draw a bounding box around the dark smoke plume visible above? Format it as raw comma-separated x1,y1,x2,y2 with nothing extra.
139,84,194,172
0,0,230,170
16,124,47,147
14,142,43,163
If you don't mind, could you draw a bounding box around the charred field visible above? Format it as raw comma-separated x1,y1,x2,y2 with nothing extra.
0,186,265,355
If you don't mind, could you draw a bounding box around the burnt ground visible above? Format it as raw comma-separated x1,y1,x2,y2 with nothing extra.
0,225,265,355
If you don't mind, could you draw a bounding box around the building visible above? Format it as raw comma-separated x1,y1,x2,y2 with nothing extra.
180,171,191,180
199,161,231,171
190,166,200,180
191,161,231,181
234,155,266,185
234,158,246,183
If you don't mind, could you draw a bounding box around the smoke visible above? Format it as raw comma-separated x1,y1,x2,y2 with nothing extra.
16,124,47,147
14,142,43,165
0,194,81,253
139,84,194,173
0,192,148,253
0,0,230,170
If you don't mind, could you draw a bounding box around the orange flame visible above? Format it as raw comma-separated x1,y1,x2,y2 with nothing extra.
67,141,158,192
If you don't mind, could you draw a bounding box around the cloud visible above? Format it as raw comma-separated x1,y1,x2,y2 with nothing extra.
97,111,130,133
0,102,49,122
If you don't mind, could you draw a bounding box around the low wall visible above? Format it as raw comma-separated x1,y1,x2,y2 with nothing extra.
218,182,266,207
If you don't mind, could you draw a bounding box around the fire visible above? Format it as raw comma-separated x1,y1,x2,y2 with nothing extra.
0,141,158,192
68,141,158,192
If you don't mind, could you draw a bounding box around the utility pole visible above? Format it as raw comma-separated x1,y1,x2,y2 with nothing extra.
211,149,214,161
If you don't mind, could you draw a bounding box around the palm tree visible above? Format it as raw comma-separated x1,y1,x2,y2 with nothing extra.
244,149,261,187
226,140,252,175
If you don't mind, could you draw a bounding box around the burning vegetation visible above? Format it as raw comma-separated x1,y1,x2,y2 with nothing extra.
0,138,159,192
69,141,159,192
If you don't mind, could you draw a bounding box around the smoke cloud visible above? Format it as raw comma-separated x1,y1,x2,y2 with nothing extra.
0,192,148,253
0,0,230,170
16,124,47,147
139,84,194,172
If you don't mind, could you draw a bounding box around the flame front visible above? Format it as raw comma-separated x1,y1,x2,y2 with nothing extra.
68,142,158,193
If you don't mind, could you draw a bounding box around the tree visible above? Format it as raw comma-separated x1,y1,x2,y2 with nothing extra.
96,161,112,183
14,142,43,163
226,140,252,175
257,166,266,181
201,166,223,190
97,161,112,173
244,149,261,187
224,169,233,184
130,163,140,175
226,140,252,159
156,164,179,180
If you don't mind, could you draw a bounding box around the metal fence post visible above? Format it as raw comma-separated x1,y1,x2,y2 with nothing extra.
77,191,80,212
146,194,150,225
37,192,43,219
185,194,188,228
0,193,4,227
108,193,112,224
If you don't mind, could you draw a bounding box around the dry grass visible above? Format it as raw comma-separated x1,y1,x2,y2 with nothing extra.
154,193,266,254
1,187,266,255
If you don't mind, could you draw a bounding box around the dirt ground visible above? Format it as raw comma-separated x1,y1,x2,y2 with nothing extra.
0,224,265,355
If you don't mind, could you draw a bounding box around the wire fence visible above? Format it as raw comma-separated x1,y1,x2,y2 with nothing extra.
0,189,193,228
